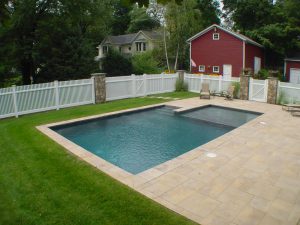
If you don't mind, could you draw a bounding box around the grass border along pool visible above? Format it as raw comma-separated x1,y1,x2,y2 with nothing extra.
0,92,199,225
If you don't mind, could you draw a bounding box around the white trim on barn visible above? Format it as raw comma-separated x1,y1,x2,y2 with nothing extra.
187,24,263,48
243,41,246,69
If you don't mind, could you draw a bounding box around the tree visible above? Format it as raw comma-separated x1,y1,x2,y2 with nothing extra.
127,3,160,33
111,0,132,35
165,0,202,70
196,0,220,27
0,0,113,85
222,0,300,67
101,49,133,76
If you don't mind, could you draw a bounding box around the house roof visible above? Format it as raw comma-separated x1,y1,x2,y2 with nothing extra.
187,24,263,48
101,30,162,46
285,52,300,62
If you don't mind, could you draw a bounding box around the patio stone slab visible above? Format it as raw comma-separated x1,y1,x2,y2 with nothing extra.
38,97,300,225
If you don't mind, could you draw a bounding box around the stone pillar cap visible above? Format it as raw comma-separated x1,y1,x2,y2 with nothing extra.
91,73,106,76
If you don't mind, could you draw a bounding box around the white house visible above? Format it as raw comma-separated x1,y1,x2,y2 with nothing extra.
96,30,162,60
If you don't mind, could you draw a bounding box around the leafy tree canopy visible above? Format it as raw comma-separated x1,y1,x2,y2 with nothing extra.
127,4,160,33
223,0,300,67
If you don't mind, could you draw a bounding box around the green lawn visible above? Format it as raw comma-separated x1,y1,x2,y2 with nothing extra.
0,92,199,225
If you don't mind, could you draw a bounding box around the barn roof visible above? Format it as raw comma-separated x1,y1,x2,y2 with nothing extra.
187,24,263,48
101,30,162,46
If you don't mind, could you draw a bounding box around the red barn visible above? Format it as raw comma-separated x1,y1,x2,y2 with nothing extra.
187,24,264,78
284,57,300,84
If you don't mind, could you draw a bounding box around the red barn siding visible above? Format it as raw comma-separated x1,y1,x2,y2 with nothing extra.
245,44,264,72
285,61,300,81
191,28,243,77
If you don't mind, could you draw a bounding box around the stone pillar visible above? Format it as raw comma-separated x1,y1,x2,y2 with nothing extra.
91,73,106,103
267,77,278,104
177,70,185,81
240,75,250,100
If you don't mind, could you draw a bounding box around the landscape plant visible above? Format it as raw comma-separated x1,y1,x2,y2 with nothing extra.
232,81,240,99
175,78,188,91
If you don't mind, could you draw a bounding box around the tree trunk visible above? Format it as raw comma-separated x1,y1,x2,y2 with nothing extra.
174,43,179,71
163,26,170,72
21,59,34,85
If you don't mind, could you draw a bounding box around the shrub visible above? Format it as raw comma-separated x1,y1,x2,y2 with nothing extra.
132,51,161,74
102,48,133,76
232,82,240,99
254,69,269,80
175,78,188,92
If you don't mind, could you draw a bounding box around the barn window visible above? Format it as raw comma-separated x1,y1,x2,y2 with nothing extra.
199,65,205,72
213,33,219,40
213,66,219,73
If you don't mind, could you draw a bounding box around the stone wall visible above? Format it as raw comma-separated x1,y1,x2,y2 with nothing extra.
92,73,106,103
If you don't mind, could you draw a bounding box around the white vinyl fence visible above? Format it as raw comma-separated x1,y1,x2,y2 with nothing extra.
277,81,300,104
0,78,95,119
184,73,240,93
2,72,300,119
106,73,178,101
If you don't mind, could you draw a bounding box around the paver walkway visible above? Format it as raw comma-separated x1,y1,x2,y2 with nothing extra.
39,97,300,225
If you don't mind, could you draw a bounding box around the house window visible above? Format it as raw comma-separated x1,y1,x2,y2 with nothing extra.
119,47,122,52
135,42,146,52
128,47,131,51
199,65,205,72
102,45,108,54
213,66,219,73
213,33,219,40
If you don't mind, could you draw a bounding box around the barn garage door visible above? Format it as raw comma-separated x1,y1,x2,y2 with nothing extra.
290,68,300,84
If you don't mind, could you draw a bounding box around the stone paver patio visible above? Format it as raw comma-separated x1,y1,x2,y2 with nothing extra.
38,97,300,225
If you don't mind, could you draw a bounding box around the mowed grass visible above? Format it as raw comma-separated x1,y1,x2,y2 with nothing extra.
0,92,199,225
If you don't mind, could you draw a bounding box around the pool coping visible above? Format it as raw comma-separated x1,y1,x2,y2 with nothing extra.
36,101,264,191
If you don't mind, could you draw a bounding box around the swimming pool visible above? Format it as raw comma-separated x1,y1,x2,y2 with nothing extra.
52,105,261,174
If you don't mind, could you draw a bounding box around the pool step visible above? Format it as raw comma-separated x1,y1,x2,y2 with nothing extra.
155,107,175,116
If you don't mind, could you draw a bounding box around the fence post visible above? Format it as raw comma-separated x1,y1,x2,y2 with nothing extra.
143,74,147,96
91,77,96,104
12,85,18,118
200,74,203,86
54,80,60,110
161,73,164,92
218,75,222,92
131,74,136,97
